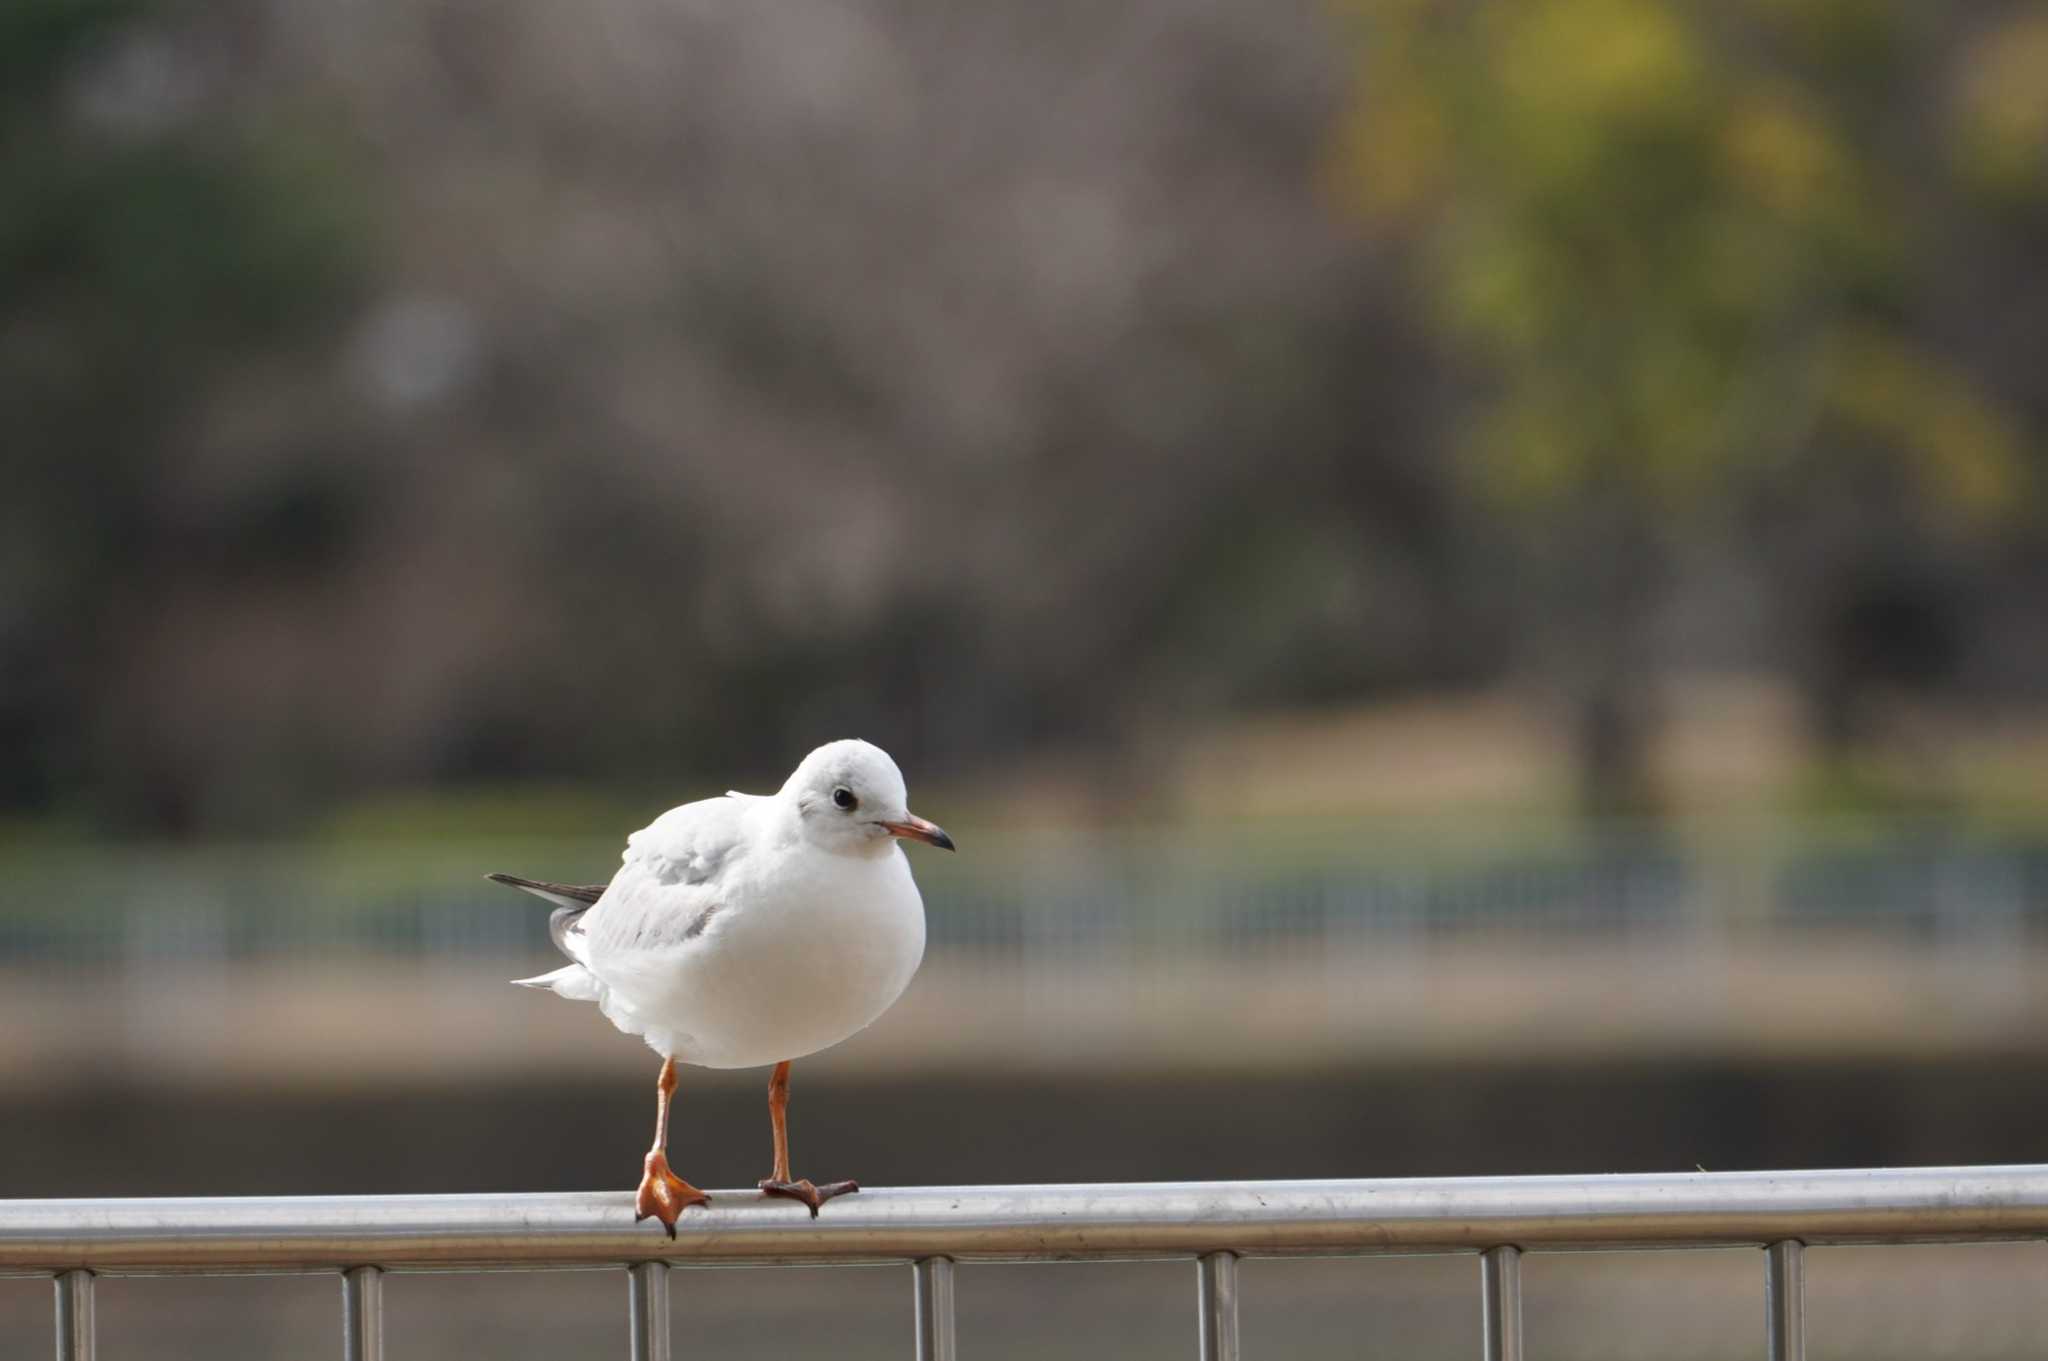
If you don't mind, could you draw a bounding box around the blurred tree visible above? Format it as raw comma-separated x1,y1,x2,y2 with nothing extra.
1,0,367,828
1335,0,2039,811
6,0,2044,833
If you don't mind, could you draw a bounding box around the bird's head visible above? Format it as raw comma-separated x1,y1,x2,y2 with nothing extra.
783,739,955,858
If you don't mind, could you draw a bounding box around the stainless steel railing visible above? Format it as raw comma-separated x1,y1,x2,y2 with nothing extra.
6,1166,2048,1361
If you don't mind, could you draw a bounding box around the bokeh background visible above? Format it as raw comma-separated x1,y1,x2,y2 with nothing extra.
6,0,2048,1356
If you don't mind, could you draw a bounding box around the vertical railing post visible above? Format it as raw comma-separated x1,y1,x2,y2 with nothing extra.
342,1265,383,1361
913,1256,956,1361
1765,1240,1804,1361
1480,1245,1523,1361
628,1260,670,1361
1196,1251,1239,1361
54,1269,95,1361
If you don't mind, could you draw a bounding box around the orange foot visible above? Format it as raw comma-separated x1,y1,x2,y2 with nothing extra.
636,1150,710,1238
758,1177,860,1218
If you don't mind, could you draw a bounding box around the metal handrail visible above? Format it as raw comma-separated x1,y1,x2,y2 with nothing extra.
7,1165,2048,1361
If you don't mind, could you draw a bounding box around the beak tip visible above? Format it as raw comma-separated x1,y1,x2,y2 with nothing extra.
882,816,956,852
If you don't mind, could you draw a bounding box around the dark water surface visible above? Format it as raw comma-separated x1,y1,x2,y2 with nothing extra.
9,1056,2048,1199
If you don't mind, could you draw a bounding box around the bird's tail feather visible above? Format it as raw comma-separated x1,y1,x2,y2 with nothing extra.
511,963,603,1000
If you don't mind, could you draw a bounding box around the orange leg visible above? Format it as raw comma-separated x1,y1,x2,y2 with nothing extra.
757,1060,859,1216
634,1056,709,1238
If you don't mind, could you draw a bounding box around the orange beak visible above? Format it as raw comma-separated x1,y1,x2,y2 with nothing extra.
879,813,955,851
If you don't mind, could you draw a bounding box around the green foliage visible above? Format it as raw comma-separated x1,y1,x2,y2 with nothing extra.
0,0,135,116
0,0,368,822
1,5,365,364
1334,0,2034,516
1953,12,2048,209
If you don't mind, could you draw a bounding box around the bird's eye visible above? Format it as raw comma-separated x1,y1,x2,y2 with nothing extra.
832,786,857,811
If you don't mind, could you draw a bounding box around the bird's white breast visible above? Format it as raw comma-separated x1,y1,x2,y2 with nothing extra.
586,838,927,1070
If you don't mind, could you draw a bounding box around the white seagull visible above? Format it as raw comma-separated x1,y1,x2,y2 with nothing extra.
489,739,953,1234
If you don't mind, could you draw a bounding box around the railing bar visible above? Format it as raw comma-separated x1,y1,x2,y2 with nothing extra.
1480,1245,1522,1361
7,1167,2048,1271
628,1259,670,1361
1765,1239,1804,1361
912,1255,956,1361
342,1265,383,1361
54,1268,95,1361
1196,1250,1239,1361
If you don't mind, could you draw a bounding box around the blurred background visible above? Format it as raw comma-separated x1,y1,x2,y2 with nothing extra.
5,0,2048,1355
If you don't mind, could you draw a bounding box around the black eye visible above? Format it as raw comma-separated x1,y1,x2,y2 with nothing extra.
832,786,857,811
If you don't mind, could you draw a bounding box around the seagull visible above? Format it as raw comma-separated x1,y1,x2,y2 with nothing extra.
488,739,953,1234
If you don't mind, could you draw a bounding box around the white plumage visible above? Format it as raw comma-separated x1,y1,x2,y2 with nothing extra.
511,739,937,1070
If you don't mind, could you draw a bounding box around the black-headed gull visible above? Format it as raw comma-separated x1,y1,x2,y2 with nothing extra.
489,739,953,1234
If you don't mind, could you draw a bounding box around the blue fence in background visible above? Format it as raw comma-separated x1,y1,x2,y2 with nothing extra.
3,824,2045,968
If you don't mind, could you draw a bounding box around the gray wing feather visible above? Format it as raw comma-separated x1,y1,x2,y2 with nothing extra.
487,872,610,964
547,905,589,960
485,872,607,909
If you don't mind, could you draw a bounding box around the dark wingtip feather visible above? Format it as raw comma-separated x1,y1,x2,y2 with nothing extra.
485,873,608,908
